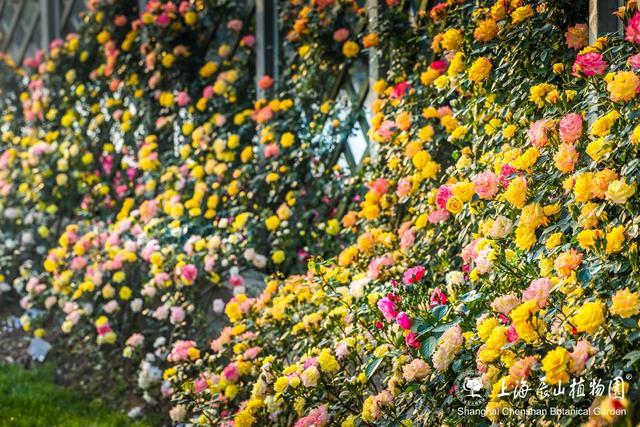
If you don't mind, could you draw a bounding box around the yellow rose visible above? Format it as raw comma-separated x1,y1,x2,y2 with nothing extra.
317,348,339,373
468,57,492,83
272,250,285,264
445,196,463,214
610,288,640,318
514,226,536,250
477,317,501,341
606,71,640,102
572,300,605,335
573,173,594,202
452,181,475,202
265,215,280,231
577,229,600,251
119,286,132,301
511,300,544,343
280,132,295,148
545,232,563,250
504,176,527,208
605,179,635,204
605,225,625,254
590,110,620,137
474,19,498,42
342,41,360,58
440,28,462,51
511,5,534,24
541,347,570,384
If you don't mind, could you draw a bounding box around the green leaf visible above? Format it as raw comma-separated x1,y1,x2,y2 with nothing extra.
432,305,449,321
420,335,438,358
459,291,481,303
432,319,460,333
365,357,384,380
404,383,420,393
623,350,640,368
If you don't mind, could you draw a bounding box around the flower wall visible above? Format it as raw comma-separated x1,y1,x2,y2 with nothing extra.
2,0,640,426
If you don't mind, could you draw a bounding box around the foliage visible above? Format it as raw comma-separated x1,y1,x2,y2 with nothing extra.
2,0,640,426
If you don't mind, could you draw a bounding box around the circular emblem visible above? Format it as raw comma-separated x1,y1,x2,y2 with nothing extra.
454,369,489,407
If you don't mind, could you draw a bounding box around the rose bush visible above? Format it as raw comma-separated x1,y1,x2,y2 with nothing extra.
2,0,640,425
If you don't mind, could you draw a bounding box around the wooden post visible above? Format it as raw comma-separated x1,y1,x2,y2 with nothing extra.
589,0,622,43
256,0,278,96
40,0,60,50
365,0,379,163
367,0,379,87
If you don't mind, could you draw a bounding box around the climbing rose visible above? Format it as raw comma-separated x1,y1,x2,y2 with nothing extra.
626,12,640,44
559,113,583,143
377,297,398,321
565,24,588,50
573,52,608,77
473,170,499,199
396,312,412,329
403,266,426,285
528,119,551,147
435,185,452,209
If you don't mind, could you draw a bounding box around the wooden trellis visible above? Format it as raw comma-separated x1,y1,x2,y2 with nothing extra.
0,0,626,172
0,0,87,64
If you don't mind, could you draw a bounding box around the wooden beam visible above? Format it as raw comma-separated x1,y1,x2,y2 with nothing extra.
256,0,278,96
589,0,622,43
60,0,76,34
40,0,59,50
18,7,40,63
2,1,26,52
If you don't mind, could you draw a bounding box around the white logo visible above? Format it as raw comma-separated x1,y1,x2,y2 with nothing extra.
455,369,488,406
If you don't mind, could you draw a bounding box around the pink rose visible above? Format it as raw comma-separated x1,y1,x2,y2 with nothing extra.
227,19,243,32
376,120,396,140
528,119,551,147
194,377,208,393
370,178,389,195
396,177,411,197
180,264,198,283
559,113,583,144
572,52,608,77
333,28,350,42
429,287,447,308
396,312,412,330
629,53,640,69
428,209,450,223
170,306,186,324
405,332,421,348
498,163,517,187
390,81,410,100
293,405,329,427
626,12,640,44
155,13,171,27
522,277,554,308
176,91,190,107
368,256,394,279
435,185,452,209
264,143,279,158
242,34,256,47
222,363,239,381
473,170,499,199
430,60,447,74
403,266,426,285
258,75,273,90
377,297,398,321
229,273,244,287
506,326,519,342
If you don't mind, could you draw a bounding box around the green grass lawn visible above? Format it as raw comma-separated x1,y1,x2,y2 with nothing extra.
0,363,153,427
